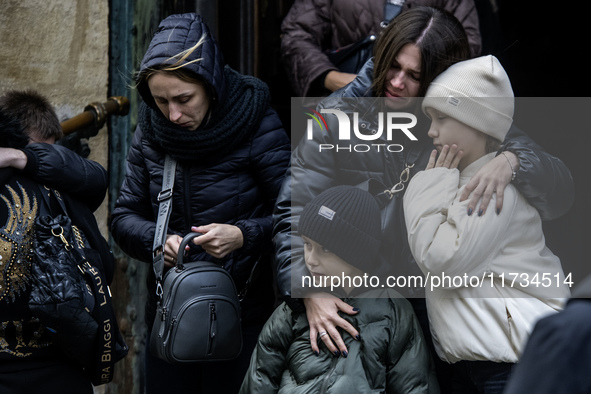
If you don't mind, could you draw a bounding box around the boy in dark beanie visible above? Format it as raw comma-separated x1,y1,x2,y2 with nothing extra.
298,185,382,285
241,185,438,394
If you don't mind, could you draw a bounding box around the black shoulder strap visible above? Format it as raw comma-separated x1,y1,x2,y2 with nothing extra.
152,155,177,296
35,184,125,384
37,184,66,216
150,155,260,301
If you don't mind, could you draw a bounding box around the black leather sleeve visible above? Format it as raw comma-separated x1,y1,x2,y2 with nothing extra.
501,125,574,221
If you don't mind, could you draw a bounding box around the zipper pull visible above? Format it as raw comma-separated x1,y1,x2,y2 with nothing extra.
209,304,217,338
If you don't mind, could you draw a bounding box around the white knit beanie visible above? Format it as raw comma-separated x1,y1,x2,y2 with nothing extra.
422,55,514,142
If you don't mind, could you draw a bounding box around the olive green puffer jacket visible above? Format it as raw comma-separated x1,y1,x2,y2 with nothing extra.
240,289,439,393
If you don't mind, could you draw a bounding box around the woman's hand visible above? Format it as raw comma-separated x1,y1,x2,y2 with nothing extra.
190,224,244,259
426,144,463,170
164,234,183,268
459,151,519,216
324,71,357,92
304,294,360,357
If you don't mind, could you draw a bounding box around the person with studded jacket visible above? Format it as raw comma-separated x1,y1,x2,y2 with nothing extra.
272,7,574,391
109,13,291,394
0,90,113,393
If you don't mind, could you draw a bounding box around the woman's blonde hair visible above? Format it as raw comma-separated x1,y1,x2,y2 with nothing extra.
159,34,206,72
135,34,218,107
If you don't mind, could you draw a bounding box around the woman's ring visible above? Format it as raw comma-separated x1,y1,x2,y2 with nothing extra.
318,332,327,338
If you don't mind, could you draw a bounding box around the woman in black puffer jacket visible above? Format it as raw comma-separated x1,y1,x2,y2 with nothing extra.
110,13,291,394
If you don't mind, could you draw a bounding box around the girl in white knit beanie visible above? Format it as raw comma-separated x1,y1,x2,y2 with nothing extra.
403,55,571,393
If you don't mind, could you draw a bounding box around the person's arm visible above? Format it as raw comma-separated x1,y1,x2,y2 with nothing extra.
502,125,574,219
280,0,338,96
238,303,295,394
404,164,517,280
323,71,358,93
386,296,440,393
460,125,574,220
19,143,108,212
110,127,160,263
431,0,482,57
0,147,27,170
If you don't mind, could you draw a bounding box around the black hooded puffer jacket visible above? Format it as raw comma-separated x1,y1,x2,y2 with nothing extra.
110,13,291,326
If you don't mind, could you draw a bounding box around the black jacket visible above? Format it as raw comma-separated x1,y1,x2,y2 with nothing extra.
0,143,111,370
110,13,291,326
273,59,575,309
503,275,591,394
21,143,114,282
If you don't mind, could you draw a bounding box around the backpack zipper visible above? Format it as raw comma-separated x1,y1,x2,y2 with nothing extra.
208,303,217,354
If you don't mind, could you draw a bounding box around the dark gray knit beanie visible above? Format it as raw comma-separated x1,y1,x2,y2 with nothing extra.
298,185,381,273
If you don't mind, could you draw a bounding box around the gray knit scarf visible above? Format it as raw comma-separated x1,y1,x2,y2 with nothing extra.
140,66,270,162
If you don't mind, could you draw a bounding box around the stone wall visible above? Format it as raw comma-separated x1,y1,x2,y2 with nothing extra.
0,1,122,393
0,0,110,236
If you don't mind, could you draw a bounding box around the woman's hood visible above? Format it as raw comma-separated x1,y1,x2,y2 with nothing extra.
137,13,226,109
